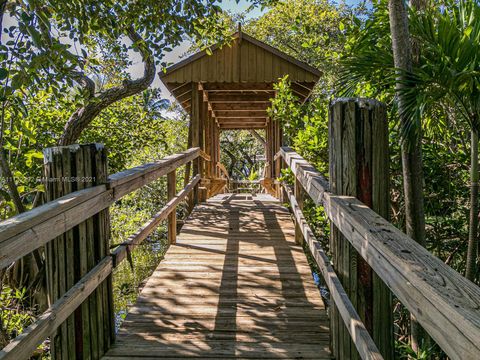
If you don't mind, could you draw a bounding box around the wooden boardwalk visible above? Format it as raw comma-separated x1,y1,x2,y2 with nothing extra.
103,194,331,359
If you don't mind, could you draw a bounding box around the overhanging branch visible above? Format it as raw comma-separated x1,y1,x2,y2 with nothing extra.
59,27,156,145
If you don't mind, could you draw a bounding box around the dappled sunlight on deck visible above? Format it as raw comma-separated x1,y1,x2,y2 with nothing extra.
103,194,331,359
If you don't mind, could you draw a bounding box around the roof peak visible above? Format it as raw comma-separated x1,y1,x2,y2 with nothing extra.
159,30,321,81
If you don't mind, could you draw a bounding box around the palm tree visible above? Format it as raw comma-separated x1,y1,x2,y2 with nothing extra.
339,0,480,281
388,0,428,353
338,0,480,353
400,0,480,282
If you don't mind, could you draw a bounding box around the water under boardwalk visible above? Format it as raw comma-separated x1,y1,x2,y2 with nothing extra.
103,194,331,359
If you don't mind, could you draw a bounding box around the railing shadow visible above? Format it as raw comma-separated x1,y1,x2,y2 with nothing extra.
109,194,330,358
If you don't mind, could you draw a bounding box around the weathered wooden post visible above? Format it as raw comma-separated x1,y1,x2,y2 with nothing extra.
329,98,393,359
294,176,304,244
167,170,177,244
43,144,115,360
191,82,202,204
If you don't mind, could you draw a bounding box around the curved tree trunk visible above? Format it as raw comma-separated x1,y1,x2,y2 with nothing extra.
59,29,156,145
388,0,427,353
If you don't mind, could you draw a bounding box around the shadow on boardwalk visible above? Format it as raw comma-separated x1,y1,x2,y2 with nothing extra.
102,194,331,359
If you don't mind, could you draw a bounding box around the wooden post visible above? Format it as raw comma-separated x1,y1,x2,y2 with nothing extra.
329,98,393,359
195,157,203,203
43,144,114,360
191,83,201,204
167,170,177,244
294,176,303,244
266,118,273,179
191,83,200,177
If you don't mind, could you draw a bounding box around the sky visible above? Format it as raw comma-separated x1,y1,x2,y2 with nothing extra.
141,0,268,99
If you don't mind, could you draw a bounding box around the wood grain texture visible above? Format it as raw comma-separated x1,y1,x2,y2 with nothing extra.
111,175,200,266
281,146,480,360
167,170,177,244
0,257,113,360
284,184,383,360
103,194,331,359
0,149,201,270
329,99,393,359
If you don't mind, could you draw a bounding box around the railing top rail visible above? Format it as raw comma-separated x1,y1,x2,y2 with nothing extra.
0,147,201,270
108,147,199,188
0,149,201,359
283,184,383,360
280,146,480,360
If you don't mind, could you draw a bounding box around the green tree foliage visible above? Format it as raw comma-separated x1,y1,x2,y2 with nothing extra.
245,0,360,88
220,130,265,179
339,0,480,282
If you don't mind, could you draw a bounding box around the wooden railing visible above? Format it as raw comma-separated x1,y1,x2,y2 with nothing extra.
279,146,480,360
216,162,229,181
0,146,203,360
229,179,261,194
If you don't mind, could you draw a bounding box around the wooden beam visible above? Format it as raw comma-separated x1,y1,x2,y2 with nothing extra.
110,148,200,199
219,125,266,130
217,120,266,125
249,129,267,151
208,93,273,102
293,81,315,92
0,189,113,270
290,82,311,98
218,122,266,127
111,175,200,266
0,257,113,360
216,117,266,122
170,82,192,97
216,118,265,122
203,83,274,91
211,103,268,111
0,185,105,243
167,170,177,245
283,184,383,360
214,110,268,118
329,98,392,358
280,146,480,360
176,91,191,105
220,125,266,129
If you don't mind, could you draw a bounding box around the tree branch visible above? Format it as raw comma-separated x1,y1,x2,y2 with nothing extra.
31,5,97,100
0,150,24,213
59,27,156,145
0,0,7,36
249,129,266,148
70,71,96,98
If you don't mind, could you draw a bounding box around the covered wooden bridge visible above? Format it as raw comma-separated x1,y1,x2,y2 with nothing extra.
160,30,320,198
1,31,480,360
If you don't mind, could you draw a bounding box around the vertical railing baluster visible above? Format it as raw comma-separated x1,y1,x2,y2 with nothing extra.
167,169,177,244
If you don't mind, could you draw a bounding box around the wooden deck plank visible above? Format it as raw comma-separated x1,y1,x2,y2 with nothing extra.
103,194,331,359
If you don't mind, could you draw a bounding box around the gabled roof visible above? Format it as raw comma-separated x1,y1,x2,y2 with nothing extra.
160,31,320,129
159,31,321,85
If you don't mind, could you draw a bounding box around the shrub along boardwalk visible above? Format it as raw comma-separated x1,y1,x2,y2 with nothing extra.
102,194,331,359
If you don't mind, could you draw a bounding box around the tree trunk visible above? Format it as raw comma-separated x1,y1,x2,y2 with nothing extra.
59,29,155,146
466,128,479,281
388,0,427,353
0,0,7,32
0,148,25,213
